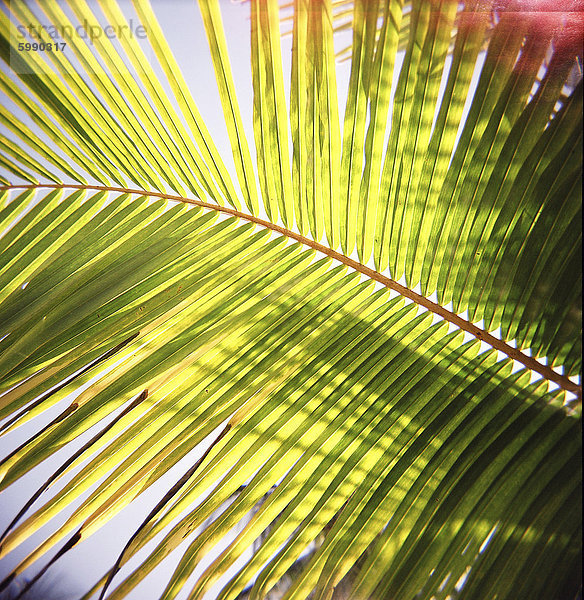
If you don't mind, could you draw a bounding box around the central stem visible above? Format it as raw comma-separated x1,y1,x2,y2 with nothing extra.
2,183,581,401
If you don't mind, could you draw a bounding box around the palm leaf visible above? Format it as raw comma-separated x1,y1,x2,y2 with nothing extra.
0,1,581,599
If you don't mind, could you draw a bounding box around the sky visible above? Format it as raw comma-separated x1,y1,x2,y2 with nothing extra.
0,1,349,599
0,1,477,597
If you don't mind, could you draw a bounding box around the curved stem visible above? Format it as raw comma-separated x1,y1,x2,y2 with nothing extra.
2,183,581,401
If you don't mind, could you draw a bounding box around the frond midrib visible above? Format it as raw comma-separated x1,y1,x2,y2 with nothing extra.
2,182,580,402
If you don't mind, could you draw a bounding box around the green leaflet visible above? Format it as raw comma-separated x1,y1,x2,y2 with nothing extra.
339,0,379,255
250,0,294,226
199,0,260,214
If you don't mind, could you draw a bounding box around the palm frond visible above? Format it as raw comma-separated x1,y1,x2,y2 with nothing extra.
0,0,581,599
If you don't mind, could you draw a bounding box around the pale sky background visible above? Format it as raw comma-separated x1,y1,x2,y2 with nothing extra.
0,1,353,599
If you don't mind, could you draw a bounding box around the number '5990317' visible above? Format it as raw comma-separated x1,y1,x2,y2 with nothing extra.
17,42,67,52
